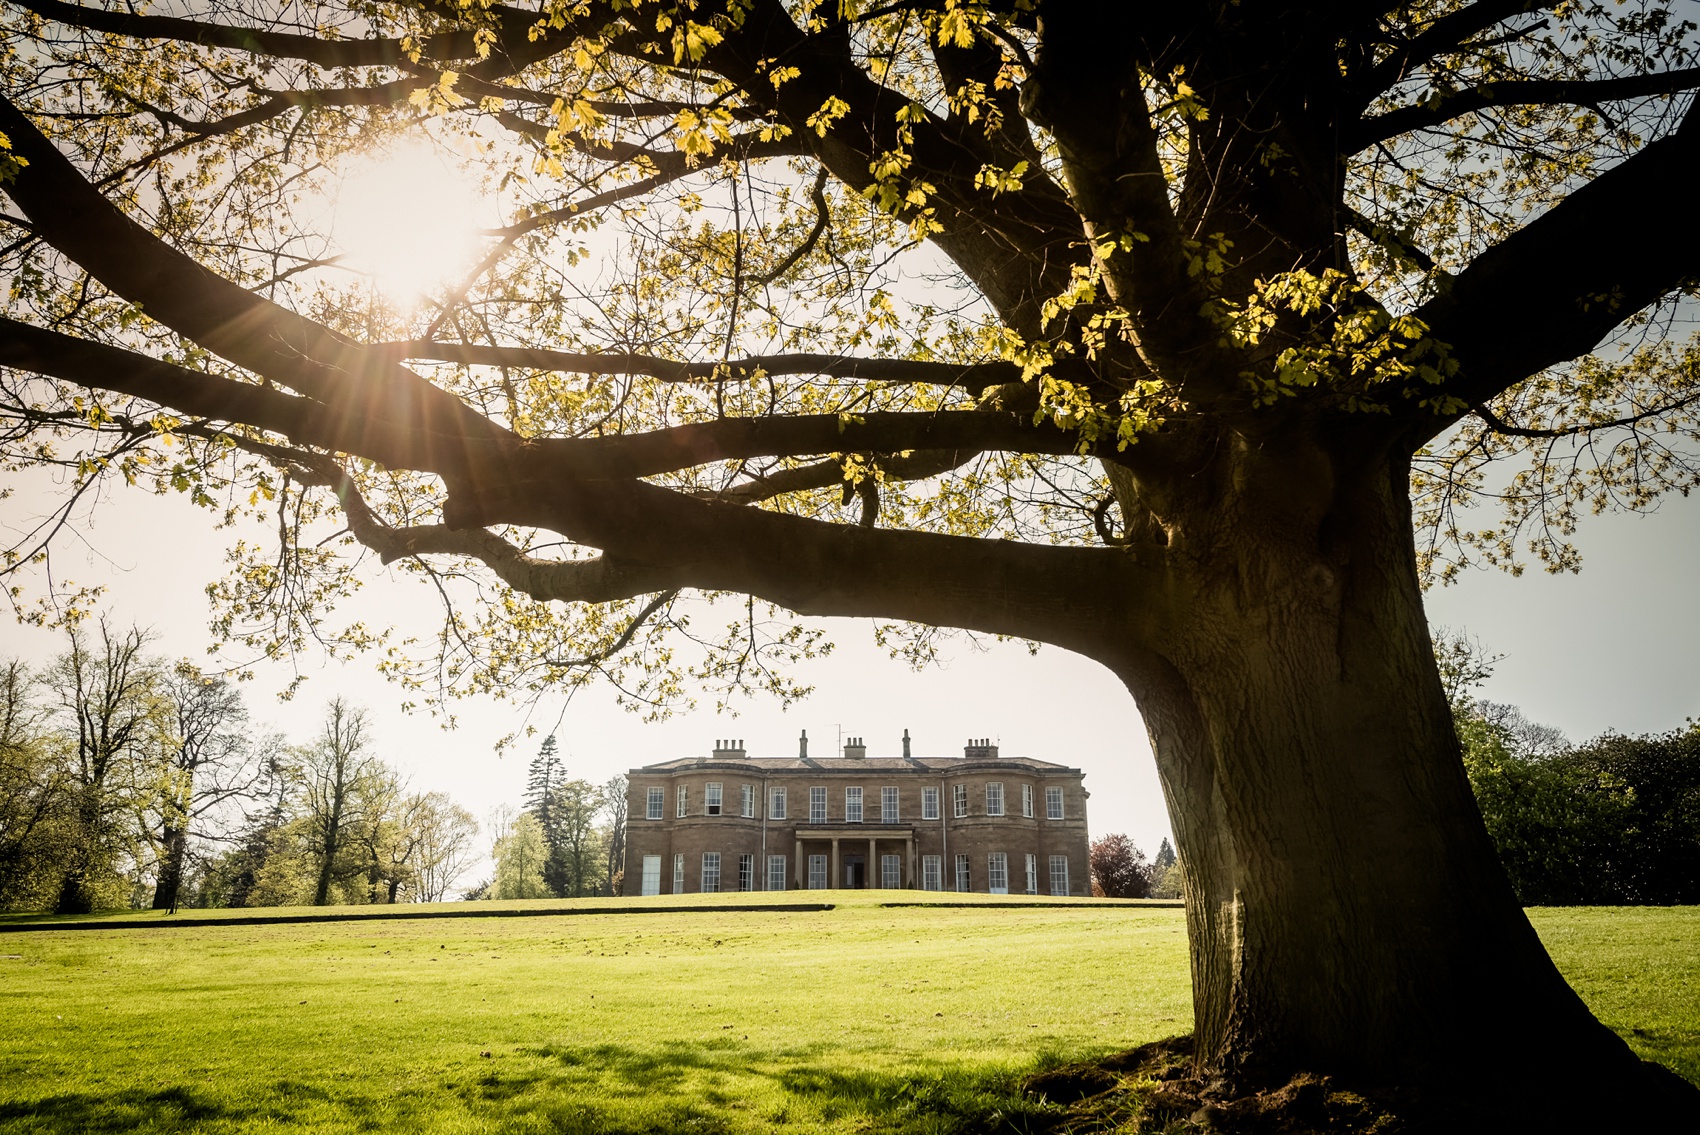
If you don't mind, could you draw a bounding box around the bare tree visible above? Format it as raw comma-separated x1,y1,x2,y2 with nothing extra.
299,698,379,906
40,621,162,914
148,664,270,912
410,792,479,903
601,775,627,897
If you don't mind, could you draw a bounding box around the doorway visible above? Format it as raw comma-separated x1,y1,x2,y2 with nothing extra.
843,855,866,889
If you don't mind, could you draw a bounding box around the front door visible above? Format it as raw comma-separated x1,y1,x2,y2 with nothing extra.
844,856,865,888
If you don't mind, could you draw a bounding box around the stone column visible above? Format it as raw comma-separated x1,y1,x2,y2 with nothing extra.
831,837,840,889
869,837,877,888
906,834,916,890
794,837,802,890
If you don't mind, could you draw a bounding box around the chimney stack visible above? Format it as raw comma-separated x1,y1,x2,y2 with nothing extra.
843,736,867,760
712,738,746,760
964,737,998,760
799,729,809,759
902,729,912,759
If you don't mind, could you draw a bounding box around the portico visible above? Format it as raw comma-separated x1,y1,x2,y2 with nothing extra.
793,826,917,889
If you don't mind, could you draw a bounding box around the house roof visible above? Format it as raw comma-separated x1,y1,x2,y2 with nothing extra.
628,754,1083,775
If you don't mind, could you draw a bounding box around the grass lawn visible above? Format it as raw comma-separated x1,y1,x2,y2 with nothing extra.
0,895,1692,1133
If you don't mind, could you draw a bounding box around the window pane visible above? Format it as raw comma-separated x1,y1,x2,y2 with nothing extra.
845,787,863,823
808,854,828,889
954,854,971,893
809,787,826,824
738,853,754,891
952,784,968,818
1025,853,1038,895
1050,855,1069,896
677,785,688,818
988,852,1008,894
646,787,664,820
1046,787,1064,820
986,783,1004,817
1022,784,1033,819
770,788,787,820
922,855,942,891
701,852,721,893
881,786,899,822
766,855,786,891
881,854,902,889
922,787,939,820
672,853,685,894
706,782,723,816
641,855,661,896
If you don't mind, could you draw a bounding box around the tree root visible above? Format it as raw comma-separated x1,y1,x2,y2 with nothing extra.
1020,1035,1700,1134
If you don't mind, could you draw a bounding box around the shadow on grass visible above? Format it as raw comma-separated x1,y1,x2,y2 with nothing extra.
477,1039,1066,1134
0,1086,242,1132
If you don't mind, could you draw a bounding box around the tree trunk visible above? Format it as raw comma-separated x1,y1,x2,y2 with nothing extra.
53,787,101,915
152,823,187,911
1103,434,1670,1124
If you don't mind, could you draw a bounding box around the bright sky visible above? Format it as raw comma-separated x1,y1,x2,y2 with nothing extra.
5,144,1698,881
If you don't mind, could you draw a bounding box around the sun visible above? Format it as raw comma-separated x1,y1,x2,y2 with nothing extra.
331,140,483,304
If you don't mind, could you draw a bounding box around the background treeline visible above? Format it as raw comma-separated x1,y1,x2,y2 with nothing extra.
1439,629,1700,906
0,621,480,912
476,735,628,900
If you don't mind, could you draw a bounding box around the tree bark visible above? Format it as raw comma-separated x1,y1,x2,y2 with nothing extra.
152,822,188,911
1102,429,1659,1123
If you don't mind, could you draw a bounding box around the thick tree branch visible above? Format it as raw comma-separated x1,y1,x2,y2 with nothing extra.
1406,113,1700,445
384,341,1022,392
1353,67,1700,148
1355,1,1549,100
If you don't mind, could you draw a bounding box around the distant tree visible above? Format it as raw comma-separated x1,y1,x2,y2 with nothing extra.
0,659,68,910
40,621,164,913
147,665,269,912
601,775,628,897
491,813,550,900
553,779,607,898
300,698,380,906
1090,833,1152,899
1153,838,1177,872
523,734,570,896
410,793,479,903
1148,838,1182,899
1566,726,1700,905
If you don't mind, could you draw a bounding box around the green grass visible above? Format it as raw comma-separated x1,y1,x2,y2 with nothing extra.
0,895,1692,1133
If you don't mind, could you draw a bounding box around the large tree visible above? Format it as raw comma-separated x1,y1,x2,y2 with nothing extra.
1,0,1697,1124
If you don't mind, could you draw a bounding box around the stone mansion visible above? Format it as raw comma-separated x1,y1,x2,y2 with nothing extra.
621,732,1091,896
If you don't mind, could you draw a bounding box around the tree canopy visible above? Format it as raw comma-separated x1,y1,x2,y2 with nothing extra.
2,0,1698,1122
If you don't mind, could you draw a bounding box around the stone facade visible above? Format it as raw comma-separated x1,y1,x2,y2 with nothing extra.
622,732,1092,896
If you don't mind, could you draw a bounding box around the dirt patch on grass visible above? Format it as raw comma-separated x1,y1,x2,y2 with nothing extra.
1020,1035,1700,1134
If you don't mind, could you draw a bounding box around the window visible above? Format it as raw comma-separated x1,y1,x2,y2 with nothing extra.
672,853,685,894
952,783,968,818
986,782,1005,817
1022,784,1034,819
954,854,971,893
922,855,942,891
1046,787,1064,820
770,787,787,820
766,854,787,891
922,787,940,820
738,853,755,892
808,854,828,889
881,786,899,822
740,784,755,818
676,785,688,819
1050,855,1070,896
701,852,721,892
988,852,1009,894
646,787,664,820
881,854,902,889
809,786,827,824
641,854,661,896
705,783,723,816
1025,853,1038,895
845,787,863,823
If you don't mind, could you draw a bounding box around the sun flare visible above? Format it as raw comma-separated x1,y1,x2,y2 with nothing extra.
331,141,483,303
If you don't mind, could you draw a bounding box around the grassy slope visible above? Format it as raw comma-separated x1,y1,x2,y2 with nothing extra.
0,896,1691,1133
